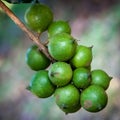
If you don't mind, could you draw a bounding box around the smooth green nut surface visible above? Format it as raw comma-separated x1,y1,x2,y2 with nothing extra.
24,3,53,33
54,84,81,114
91,69,112,90
25,45,50,71
70,45,93,68
48,20,71,37
48,62,73,87
29,70,55,98
72,67,91,89
80,85,108,112
48,33,77,61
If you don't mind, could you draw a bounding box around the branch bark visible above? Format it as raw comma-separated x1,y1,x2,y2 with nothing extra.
0,1,53,61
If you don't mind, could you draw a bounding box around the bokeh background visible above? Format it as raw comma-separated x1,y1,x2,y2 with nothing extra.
0,0,120,120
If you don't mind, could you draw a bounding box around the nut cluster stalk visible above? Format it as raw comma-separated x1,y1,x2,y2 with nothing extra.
0,1,53,62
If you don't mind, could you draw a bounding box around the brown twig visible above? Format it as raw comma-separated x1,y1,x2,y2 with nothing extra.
0,1,53,62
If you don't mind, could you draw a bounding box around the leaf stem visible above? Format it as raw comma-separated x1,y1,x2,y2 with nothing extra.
0,1,53,62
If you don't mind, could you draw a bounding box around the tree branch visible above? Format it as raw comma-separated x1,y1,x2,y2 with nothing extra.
0,1,53,62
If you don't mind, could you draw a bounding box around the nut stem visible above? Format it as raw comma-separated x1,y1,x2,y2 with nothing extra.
0,1,54,62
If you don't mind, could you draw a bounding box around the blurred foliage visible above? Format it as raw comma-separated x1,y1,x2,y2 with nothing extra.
0,0,120,120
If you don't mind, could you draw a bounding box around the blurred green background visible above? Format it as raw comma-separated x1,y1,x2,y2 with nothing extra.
0,0,120,120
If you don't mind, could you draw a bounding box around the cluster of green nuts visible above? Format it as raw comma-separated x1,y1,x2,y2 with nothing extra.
24,3,112,114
